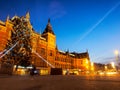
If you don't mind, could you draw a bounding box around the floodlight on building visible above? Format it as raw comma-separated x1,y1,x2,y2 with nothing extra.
91,62,94,71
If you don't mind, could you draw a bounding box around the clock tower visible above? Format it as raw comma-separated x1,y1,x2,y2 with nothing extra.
42,19,56,67
42,19,56,48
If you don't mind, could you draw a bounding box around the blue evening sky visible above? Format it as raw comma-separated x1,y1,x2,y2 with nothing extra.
0,0,120,63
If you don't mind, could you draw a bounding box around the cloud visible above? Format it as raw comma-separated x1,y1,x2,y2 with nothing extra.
48,1,67,19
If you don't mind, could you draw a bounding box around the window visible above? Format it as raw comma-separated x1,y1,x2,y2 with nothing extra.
81,60,83,64
50,50,52,56
41,48,45,55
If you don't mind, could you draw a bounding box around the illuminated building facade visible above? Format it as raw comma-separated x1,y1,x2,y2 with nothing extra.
0,13,90,75
0,17,13,61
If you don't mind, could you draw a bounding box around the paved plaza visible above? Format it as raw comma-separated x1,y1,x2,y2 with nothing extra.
0,75,120,90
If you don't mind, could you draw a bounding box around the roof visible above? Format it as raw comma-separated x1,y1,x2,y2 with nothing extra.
71,52,90,59
42,19,55,35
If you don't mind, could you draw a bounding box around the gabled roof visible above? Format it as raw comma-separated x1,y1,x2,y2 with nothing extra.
71,52,90,59
42,18,55,35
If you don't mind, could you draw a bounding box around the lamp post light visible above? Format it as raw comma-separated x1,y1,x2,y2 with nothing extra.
114,50,119,55
114,50,119,61
114,50,119,71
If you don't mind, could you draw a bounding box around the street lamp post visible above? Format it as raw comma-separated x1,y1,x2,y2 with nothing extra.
114,50,119,61
114,50,119,70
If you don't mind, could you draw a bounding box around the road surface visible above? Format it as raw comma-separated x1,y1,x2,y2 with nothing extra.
0,75,120,90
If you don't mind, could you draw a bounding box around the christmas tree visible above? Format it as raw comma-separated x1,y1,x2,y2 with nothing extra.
2,16,32,69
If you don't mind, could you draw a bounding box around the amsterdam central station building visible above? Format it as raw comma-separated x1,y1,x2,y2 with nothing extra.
0,13,91,75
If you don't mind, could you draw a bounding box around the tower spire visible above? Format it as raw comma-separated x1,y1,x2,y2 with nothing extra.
42,18,55,35
26,12,30,19
48,18,50,23
7,15,10,20
6,15,10,22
